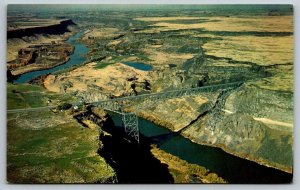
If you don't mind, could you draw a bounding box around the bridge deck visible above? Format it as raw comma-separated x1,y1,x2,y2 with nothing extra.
91,81,243,108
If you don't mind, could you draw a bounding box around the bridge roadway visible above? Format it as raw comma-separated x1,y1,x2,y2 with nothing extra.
7,105,57,113
90,81,243,110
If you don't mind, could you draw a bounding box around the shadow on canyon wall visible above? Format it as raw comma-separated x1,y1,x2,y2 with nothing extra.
98,116,174,184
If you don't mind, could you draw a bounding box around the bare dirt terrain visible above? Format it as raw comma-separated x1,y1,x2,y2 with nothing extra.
44,62,150,97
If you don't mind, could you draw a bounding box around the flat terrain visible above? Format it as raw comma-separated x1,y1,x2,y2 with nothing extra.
7,17,62,31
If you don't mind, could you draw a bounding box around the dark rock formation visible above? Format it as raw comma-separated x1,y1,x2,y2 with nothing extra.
7,19,76,39
7,69,17,82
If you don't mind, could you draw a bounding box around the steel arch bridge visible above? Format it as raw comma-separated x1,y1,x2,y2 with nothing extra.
89,81,243,143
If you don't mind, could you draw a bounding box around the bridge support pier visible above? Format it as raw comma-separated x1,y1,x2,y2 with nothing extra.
122,113,139,143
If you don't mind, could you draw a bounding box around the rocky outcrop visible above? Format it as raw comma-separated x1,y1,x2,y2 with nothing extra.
76,90,110,103
180,84,293,173
182,111,292,173
7,69,17,82
130,95,214,132
9,42,74,77
224,84,293,125
7,19,76,39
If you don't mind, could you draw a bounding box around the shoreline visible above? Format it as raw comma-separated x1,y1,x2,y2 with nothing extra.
134,110,292,174
10,31,86,82
150,145,227,183
181,132,293,174
8,30,80,82
11,56,71,77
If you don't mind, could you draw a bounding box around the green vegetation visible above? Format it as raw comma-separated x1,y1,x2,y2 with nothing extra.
7,83,116,183
7,83,77,109
7,83,46,109
7,117,116,183
137,54,152,61
57,103,73,110
150,145,226,183
94,62,113,69
255,127,293,168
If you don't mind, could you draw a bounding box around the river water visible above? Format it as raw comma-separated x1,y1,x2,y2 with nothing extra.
13,32,89,83
13,33,154,83
109,113,292,183
14,32,292,183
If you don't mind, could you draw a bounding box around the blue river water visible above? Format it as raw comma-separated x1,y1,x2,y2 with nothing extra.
13,32,89,83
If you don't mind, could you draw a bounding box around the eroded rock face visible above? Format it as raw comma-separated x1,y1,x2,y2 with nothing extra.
197,113,266,148
150,69,207,92
221,114,266,141
132,95,212,132
7,19,76,39
7,28,75,76
91,107,108,119
180,84,293,173
224,84,293,125
77,90,109,103
182,108,292,173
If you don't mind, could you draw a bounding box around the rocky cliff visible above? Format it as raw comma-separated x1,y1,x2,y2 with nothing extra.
7,19,76,39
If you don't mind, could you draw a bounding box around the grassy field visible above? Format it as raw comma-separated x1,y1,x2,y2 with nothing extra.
7,84,116,183
7,116,116,183
7,83,77,109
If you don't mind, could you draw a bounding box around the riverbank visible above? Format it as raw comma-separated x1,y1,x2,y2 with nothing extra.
182,132,292,174
11,56,72,77
12,32,90,84
8,32,75,80
150,145,226,183
132,102,292,174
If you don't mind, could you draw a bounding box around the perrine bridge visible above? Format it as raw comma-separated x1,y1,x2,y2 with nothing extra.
7,81,244,143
